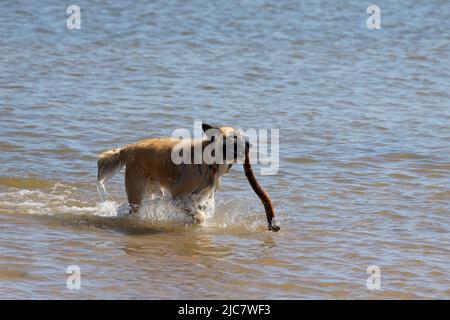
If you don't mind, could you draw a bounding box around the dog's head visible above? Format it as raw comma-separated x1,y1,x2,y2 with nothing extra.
202,123,250,164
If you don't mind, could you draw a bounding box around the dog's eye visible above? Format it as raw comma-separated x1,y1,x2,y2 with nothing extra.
211,136,215,142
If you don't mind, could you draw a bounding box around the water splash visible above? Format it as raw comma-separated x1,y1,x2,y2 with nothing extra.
0,182,270,233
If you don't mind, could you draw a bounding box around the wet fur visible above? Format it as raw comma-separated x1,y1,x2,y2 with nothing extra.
97,126,240,222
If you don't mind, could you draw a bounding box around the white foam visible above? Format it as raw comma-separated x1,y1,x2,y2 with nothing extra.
0,184,274,232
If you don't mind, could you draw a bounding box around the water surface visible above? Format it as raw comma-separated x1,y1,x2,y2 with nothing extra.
0,0,449,299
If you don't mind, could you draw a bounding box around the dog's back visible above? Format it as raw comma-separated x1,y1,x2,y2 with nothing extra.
97,138,178,192
97,137,218,207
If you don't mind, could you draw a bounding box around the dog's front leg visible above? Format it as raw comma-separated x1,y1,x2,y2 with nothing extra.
129,203,140,214
193,208,206,224
184,205,206,224
168,172,209,224
178,197,206,224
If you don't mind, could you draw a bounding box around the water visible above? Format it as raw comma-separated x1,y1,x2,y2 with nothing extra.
0,0,449,299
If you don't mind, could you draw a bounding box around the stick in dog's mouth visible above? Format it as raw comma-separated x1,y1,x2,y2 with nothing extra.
243,145,280,232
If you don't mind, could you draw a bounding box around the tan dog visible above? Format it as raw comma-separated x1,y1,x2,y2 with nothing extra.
97,123,249,223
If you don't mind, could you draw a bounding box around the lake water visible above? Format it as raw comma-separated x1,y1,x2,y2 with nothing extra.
0,0,449,299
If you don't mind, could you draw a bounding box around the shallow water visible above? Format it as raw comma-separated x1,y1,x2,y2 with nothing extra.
0,0,449,299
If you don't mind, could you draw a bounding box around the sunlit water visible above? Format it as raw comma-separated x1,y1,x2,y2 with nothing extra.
0,0,449,299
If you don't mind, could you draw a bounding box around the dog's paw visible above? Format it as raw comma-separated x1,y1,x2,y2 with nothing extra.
194,210,206,224
117,203,133,217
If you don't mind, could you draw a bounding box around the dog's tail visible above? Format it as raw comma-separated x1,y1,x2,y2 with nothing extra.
97,145,132,195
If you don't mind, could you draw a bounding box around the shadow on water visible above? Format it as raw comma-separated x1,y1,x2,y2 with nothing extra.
34,212,185,235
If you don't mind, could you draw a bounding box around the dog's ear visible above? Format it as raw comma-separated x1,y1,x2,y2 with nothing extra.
202,123,220,138
202,123,215,132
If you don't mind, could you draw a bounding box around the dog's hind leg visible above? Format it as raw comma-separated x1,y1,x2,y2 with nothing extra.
125,166,146,214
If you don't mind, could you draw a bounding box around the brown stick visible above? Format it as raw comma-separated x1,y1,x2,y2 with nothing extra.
243,148,280,232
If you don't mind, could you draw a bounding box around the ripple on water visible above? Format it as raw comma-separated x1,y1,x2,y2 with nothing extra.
0,0,449,299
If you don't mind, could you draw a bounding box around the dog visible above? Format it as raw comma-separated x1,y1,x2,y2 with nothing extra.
97,123,249,223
